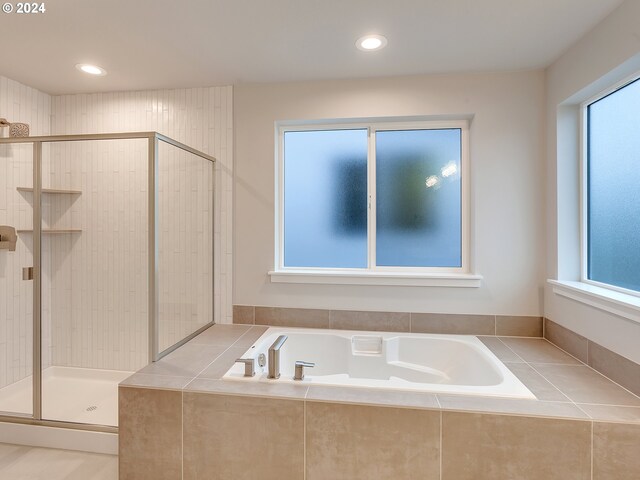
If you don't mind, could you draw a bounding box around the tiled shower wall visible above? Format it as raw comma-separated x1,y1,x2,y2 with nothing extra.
1,77,232,382
49,88,232,371
44,139,150,370
0,75,51,388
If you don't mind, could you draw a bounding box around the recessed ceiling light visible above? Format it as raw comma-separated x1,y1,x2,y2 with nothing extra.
356,34,388,52
75,64,107,76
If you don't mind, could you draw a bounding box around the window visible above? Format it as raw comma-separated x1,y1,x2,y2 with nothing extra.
275,118,470,279
584,76,640,294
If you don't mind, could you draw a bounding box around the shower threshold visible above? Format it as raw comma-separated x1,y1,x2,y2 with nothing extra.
0,367,133,427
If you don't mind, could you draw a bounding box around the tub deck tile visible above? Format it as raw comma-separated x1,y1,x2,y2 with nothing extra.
436,394,589,419
185,377,310,400
478,336,525,363
120,323,640,423
306,385,439,410
498,337,582,365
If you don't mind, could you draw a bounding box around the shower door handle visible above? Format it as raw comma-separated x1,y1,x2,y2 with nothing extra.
22,267,34,281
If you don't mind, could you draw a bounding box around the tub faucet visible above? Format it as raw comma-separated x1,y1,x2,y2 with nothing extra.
268,335,288,379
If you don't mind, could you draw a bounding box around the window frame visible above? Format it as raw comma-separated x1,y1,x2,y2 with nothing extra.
580,73,640,298
273,117,472,281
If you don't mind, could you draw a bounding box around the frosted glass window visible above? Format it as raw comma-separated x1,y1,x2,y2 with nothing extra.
587,78,640,292
283,129,368,268
376,129,462,267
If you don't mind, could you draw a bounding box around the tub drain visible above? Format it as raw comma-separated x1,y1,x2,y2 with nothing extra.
86,405,98,412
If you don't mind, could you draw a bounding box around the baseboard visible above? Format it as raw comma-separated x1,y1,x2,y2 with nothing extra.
0,422,117,455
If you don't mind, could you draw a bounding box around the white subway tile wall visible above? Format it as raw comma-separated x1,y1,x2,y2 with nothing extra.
49,88,232,371
0,75,52,389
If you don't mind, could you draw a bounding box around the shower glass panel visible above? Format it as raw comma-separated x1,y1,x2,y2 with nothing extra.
0,143,34,416
157,139,214,354
0,132,215,430
41,139,148,426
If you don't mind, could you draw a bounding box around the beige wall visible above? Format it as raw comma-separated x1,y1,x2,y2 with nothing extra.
544,0,640,364
234,71,546,315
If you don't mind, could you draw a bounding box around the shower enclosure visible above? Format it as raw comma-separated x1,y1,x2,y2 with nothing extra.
0,132,215,430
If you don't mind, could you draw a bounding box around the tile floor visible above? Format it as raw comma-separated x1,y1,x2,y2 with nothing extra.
0,443,117,480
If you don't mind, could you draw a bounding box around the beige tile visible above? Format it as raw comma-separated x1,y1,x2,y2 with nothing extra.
306,385,439,410
588,341,640,397
593,422,640,480
442,412,591,480
189,323,252,346
411,313,494,335
185,377,309,400
436,394,587,419
120,373,192,390
533,364,640,406
545,319,588,363
478,336,525,363
232,305,255,324
496,315,542,337
255,306,330,328
230,325,269,350
183,393,304,480
137,343,226,377
119,387,182,480
306,401,440,480
578,404,640,423
0,444,118,480
331,310,410,332
197,346,252,380
505,363,571,402
499,337,582,365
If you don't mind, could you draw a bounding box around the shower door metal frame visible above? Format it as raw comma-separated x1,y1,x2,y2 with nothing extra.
0,132,216,432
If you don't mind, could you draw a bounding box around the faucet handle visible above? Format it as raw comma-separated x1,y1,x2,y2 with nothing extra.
294,361,315,381
235,358,256,377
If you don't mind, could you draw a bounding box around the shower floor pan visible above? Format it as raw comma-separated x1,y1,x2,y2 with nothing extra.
0,366,133,427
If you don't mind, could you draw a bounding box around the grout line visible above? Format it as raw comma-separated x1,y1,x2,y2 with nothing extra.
303,395,307,480
527,361,579,403
590,420,594,480
575,401,640,408
439,410,443,480
541,337,586,365
542,338,640,400
181,390,184,480
494,337,526,363
181,326,260,390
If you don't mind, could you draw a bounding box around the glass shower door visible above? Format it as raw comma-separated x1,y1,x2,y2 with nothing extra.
0,143,35,417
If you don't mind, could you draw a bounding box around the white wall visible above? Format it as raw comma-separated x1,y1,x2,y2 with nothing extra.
234,71,546,315
0,75,51,389
545,0,640,363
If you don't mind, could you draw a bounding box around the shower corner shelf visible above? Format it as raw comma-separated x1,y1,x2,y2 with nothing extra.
17,187,82,195
17,229,82,234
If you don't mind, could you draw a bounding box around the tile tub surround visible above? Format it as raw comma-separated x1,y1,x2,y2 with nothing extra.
233,305,543,336
119,325,640,479
544,318,640,398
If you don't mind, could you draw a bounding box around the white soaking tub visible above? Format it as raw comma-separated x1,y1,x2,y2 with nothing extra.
223,328,535,399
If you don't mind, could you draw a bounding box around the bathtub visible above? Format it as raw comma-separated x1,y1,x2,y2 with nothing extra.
223,327,535,399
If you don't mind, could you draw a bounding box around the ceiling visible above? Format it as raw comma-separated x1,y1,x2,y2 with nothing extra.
0,0,625,95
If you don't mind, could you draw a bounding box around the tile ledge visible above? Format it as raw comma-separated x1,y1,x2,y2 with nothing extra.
548,280,640,324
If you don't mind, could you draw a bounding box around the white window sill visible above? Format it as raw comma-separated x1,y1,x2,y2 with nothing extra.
268,270,482,287
548,279,640,325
